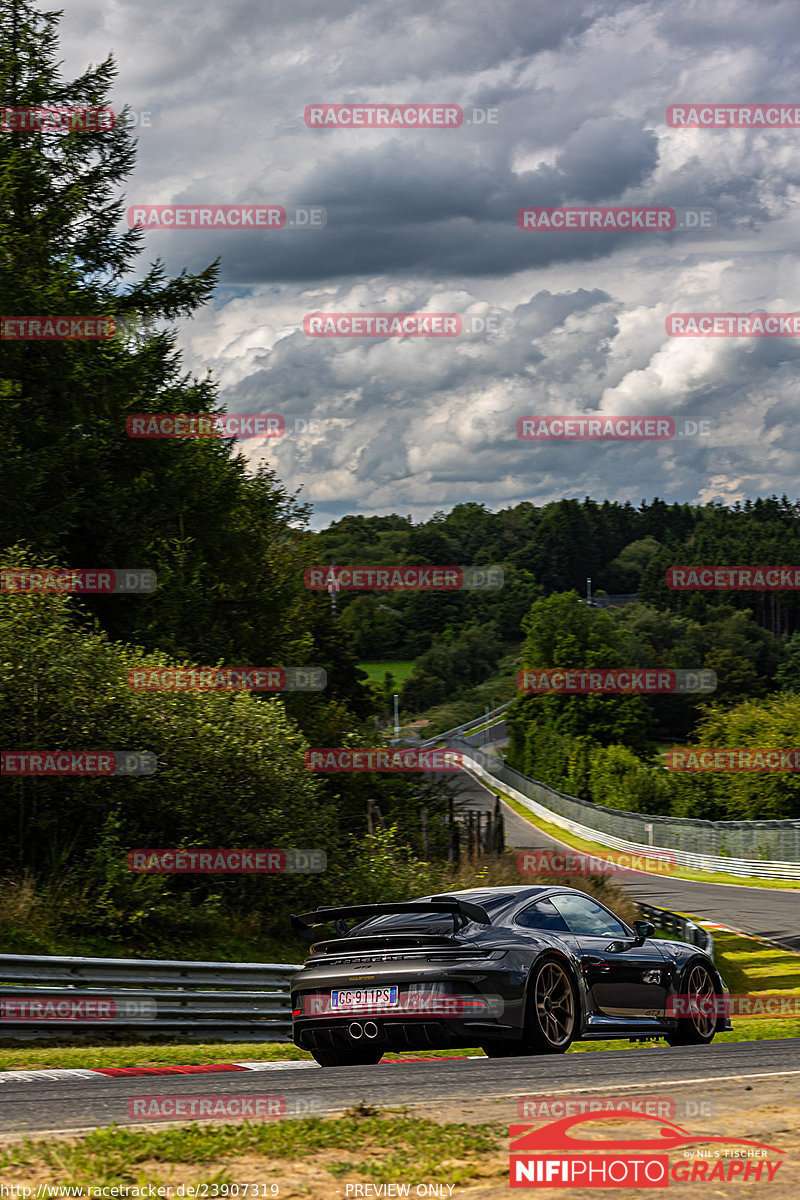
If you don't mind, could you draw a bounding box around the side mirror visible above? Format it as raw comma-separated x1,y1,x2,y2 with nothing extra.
632,920,655,945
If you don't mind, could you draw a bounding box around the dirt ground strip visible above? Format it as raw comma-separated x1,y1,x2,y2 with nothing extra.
2,1074,799,1198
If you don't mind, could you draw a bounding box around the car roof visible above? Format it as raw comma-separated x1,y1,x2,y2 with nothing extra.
427,885,557,902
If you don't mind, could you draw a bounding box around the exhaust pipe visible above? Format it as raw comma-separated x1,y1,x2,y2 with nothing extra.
348,1022,363,1039
363,1021,379,1039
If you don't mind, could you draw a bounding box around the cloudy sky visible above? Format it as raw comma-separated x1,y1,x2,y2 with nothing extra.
59,0,800,527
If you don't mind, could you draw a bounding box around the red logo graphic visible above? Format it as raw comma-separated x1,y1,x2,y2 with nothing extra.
510,1112,784,1187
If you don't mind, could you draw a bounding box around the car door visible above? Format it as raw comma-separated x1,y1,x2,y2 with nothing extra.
548,892,668,1019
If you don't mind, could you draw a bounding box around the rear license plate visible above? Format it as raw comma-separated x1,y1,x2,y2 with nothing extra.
331,986,398,1009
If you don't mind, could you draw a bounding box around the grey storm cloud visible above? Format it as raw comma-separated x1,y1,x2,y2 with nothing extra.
51,0,800,524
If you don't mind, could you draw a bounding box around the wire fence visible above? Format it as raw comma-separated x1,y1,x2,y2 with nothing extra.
452,739,800,879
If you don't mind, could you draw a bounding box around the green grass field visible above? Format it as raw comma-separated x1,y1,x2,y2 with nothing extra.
357,660,417,686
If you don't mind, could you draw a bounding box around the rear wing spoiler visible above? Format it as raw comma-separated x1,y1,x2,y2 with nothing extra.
290,895,491,937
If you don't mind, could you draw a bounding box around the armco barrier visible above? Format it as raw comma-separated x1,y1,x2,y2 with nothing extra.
452,740,800,880
418,701,512,747
0,953,302,1041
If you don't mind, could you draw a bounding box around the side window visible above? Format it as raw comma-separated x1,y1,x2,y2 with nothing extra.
549,894,628,938
515,897,570,932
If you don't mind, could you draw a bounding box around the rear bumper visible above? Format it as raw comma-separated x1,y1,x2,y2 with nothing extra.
294,1015,522,1052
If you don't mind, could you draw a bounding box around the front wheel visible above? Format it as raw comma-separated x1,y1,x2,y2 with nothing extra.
665,961,718,1046
310,1046,384,1067
523,958,578,1054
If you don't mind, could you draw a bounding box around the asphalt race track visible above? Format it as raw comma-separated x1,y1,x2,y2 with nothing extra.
453,770,800,950
0,1040,798,1138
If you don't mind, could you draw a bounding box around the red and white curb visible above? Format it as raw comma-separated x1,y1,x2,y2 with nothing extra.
0,1056,475,1085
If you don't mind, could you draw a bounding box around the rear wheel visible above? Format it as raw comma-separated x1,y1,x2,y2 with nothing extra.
665,961,717,1046
310,1046,384,1067
525,958,578,1053
482,961,578,1057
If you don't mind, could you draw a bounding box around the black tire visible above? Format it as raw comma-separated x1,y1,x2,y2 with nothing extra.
522,957,578,1054
481,1040,532,1058
310,1046,384,1067
665,960,718,1046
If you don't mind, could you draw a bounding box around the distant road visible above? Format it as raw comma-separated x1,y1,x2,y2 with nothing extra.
452,770,800,951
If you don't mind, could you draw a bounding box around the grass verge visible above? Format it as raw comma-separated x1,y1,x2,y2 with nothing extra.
0,1108,509,1192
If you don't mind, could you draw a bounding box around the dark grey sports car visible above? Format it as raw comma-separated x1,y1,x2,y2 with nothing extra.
290,885,731,1067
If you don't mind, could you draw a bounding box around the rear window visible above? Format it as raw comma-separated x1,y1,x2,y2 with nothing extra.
350,894,509,935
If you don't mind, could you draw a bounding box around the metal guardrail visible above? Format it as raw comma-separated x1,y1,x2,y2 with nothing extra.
0,953,303,1041
637,904,715,959
454,740,800,879
418,701,512,747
